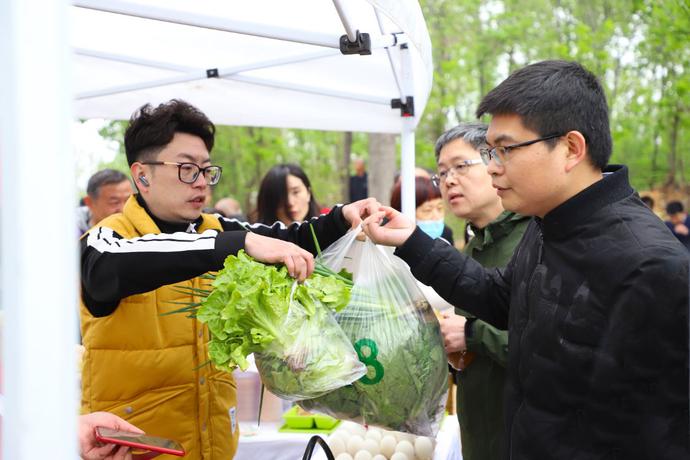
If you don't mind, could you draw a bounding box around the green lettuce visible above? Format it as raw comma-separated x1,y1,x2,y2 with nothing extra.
196,250,366,399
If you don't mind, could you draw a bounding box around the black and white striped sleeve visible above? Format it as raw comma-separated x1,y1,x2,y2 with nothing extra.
81,206,349,317
215,204,350,256
80,226,246,317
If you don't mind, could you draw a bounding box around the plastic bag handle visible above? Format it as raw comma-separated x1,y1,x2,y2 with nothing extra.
316,225,363,271
285,279,307,323
301,435,335,460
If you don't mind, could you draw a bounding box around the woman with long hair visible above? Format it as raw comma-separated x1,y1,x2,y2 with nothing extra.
254,163,321,225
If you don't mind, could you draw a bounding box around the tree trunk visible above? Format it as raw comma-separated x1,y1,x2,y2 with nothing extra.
342,132,353,202
368,133,397,206
665,106,680,187
651,124,660,190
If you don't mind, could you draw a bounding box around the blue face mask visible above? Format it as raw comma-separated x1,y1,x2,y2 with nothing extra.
417,219,445,239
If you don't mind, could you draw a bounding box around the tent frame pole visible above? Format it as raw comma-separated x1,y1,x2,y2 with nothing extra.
332,0,357,42
399,44,416,221
77,49,344,100
75,48,195,72
374,8,406,101
74,0,397,50
226,75,390,105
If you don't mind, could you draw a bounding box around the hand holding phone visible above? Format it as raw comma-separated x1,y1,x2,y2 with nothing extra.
95,427,185,457
79,412,145,460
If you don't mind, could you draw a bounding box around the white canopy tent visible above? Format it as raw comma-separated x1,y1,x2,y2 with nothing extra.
1,1,432,457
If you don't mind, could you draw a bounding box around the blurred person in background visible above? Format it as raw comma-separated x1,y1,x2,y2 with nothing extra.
214,196,246,221
389,175,453,245
640,195,654,210
254,163,321,226
665,200,690,251
349,157,368,202
78,169,132,235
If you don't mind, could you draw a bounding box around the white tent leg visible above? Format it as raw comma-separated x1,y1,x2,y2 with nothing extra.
1,0,78,458
400,118,417,220
398,42,416,221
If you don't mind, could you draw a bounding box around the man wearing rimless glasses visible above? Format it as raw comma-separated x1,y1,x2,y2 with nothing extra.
79,99,380,459
364,60,688,459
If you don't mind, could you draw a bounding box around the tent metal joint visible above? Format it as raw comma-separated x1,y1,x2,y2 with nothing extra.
339,30,371,55
206,68,219,78
391,96,415,117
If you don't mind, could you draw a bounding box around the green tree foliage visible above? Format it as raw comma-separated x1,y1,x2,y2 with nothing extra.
417,0,689,192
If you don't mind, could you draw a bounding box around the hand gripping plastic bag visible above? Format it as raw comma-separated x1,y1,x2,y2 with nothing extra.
197,250,366,401
298,230,449,436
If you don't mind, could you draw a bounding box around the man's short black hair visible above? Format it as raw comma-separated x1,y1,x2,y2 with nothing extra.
86,169,129,198
124,99,215,166
477,60,612,170
666,201,685,215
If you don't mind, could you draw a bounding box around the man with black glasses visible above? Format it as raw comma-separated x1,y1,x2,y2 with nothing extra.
80,99,378,459
363,60,689,459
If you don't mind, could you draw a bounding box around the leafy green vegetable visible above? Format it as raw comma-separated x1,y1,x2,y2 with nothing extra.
196,250,366,400
299,294,448,436
297,238,449,437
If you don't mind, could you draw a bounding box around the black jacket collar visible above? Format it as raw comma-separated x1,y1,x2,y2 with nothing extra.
135,194,204,234
538,165,634,240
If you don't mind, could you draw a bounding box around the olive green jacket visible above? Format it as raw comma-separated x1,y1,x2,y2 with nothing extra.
455,211,529,460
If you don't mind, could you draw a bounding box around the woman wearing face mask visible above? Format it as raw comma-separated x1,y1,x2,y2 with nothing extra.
254,163,321,226
389,176,454,245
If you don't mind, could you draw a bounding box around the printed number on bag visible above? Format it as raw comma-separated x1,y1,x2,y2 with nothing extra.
354,338,384,385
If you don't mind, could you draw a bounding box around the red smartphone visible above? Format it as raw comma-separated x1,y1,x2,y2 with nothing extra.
94,427,185,456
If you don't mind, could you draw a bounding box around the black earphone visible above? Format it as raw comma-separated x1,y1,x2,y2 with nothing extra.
139,176,149,186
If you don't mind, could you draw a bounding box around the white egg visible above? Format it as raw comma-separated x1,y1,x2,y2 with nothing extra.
394,431,414,443
329,432,346,444
372,455,387,460
390,453,409,460
365,429,382,443
379,435,397,458
328,437,346,456
347,435,365,456
414,436,434,460
354,451,372,460
351,423,368,437
395,440,415,459
341,421,362,433
362,438,380,456
335,454,354,460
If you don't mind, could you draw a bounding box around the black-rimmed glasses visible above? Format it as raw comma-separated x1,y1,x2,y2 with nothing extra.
431,159,483,187
141,161,223,185
479,133,565,166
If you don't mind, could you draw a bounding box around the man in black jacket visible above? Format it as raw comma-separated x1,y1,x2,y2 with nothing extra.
363,60,689,460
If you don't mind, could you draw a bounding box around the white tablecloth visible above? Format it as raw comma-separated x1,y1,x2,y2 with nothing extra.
234,416,462,460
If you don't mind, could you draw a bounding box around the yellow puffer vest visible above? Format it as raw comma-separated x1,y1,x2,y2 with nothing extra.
80,196,239,460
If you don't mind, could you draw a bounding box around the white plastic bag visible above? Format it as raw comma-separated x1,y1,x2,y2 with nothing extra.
254,279,367,400
298,230,449,436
